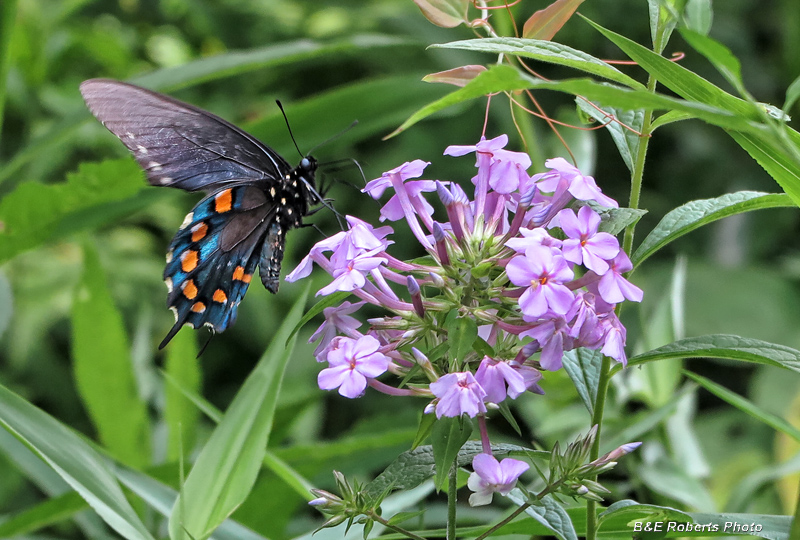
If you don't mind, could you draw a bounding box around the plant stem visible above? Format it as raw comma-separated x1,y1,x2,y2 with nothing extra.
586,74,658,540
447,460,457,540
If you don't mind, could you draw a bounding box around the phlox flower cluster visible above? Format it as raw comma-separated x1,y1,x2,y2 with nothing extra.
288,135,643,503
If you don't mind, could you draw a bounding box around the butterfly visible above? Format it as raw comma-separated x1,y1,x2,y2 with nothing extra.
80,79,321,349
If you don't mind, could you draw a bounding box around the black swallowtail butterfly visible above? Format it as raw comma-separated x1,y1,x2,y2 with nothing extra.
80,79,320,349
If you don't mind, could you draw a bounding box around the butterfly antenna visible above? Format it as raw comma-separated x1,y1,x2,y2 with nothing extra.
307,120,359,156
276,100,304,159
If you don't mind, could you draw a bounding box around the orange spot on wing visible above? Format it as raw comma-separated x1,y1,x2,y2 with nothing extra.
233,265,245,281
191,302,206,313
183,280,198,299
181,250,199,272
191,222,208,242
215,189,233,213
242,273,252,283
213,289,228,303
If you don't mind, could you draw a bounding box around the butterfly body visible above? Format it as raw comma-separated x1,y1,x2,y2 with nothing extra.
80,79,318,348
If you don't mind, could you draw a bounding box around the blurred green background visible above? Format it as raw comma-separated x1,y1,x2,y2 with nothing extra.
1,0,799,537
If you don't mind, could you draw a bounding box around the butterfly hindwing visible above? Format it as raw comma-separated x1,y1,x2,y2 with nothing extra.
80,79,292,192
161,186,275,348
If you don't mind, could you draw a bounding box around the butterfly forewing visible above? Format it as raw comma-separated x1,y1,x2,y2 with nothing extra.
80,79,319,348
80,79,292,192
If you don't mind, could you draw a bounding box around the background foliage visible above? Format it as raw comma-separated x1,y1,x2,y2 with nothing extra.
0,0,799,538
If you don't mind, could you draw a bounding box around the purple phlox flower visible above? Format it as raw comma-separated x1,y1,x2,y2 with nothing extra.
505,227,562,254
310,301,365,356
558,206,620,274
599,312,628,365
508,359,545,394
363,160,434,249
597,251,643,304
506,246,575,318
429,371,487,418
467,453,530,506
318,335,391,398
363,159,429,198
540,158,618,208
475,356,529,403
521,315,573,371
436,180,474,239
286,216,393,283
317,246,387,296
445,134,531,194
376,180,437,223
567,291,604,347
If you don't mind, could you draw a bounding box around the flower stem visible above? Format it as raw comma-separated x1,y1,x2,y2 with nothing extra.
447,460,458,540
587,73,657,540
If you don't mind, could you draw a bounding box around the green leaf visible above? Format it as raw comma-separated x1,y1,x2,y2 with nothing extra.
679,28,744,94
431,416,473,489
445,312,478,362
71,244,150,469
387,65,533,138
646,0,682,54
590,204,647,237
131,35,414,92
727,130,800,205
650,110,695,131
169,286,309,540
598,500,692,527
0,159,143,263
164,330,201,462
505,490,578,540
0,383,155,540
576,100,644,173
683,370,800,441
412,411,437,449
631,191,793,268
725,450,800,513
0,491,87,537
115,467,269,540
582,16,757,119
684,0,713,35
561,348,602,415
617,335,800,376
783,73,800,113
432,38,643,89
638,456,715,511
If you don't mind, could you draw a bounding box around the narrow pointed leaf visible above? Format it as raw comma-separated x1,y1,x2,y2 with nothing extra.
164,330,201,462
72,244,150,469
0,383,155,540
561,348,602,415
169,287,309,540
576,100,644,173
432,38,643,89
617,335,800,376
0,492,87,537
411,0,468,28
683,371,800,441
431,417,472,489
632,191,793,268
506,490,578,540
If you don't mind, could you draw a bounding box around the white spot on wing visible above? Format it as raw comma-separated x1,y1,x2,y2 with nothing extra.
159,176,173,185
165,277,173,292
137,145,148,154
148,161,162,172
166,250,173,263
180,212,194,229
169,305,178,321
127,132,135,139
